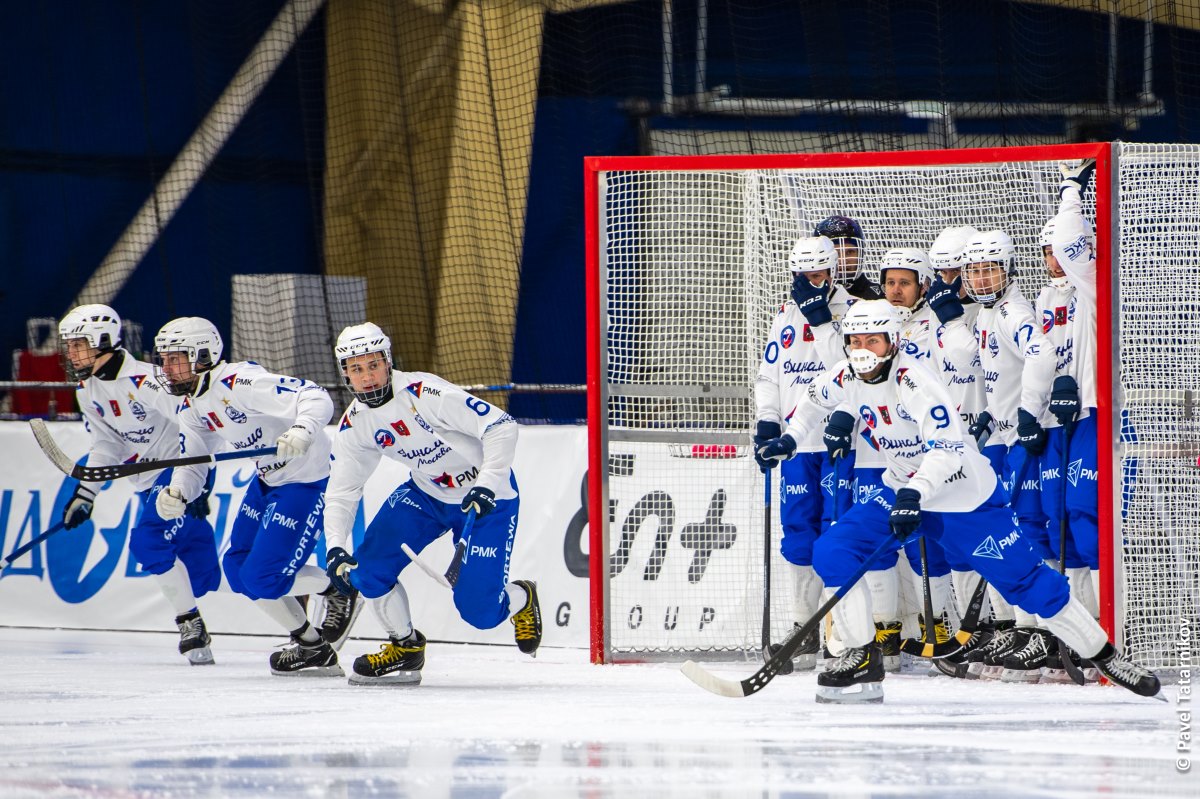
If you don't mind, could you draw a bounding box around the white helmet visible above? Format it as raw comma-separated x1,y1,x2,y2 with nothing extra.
928,225,979,271
1038,218,1057,250
787,236,839,275
878,248,933,322
962,230,1017,305
154,317,223,396
59,304,122,380
841,299,903,377
336,323,393,407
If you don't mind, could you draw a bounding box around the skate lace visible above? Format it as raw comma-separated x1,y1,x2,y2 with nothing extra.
982,627,1016,656
829,647,866,673
322,592,354,628
367,640,416,669
1013,630,1048,659
179,617,204,641
1098,653,1144,683
275,642,307,666
513,606,538,642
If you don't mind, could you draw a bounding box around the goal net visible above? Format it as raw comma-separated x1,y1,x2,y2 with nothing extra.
586,142,1198,672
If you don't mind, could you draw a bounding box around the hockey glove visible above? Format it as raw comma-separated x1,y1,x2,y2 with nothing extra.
462,486,497,518
62,483,96,530
823,410,856,464
156,486,189,520
757,434,797,465
889,488,922,543
1016,409,1048,456
927,275,965,324
967,411,994,447
1059,158,1097,199
790,274,833,328
1048,375,1081,427
752,421,783,473
186,469,215,520
275,424,313,460
325,547,358,596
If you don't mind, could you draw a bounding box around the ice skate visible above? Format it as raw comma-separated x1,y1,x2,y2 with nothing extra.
1000,628,1051,683
510,579,542,656
269,636,343,677
933,625,991,679
1039,641,1079,684
815,641,884,704
874,621,901,673
175,610,214,666
966,620,1019,680
1089,643,1163,699
318,587,362,652
767,624,819,675
349,629,426,686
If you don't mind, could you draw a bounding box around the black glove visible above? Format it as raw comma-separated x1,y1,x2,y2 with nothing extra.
752,421,782,473
186,469,215,520
967,411,994,447
756,435,797,466
325,547,358,596
1048,375,1081,427
1016,408,1047,456
790,274,833,327
823,410,856,464
927,275,965,324
889,488,922,543
462,486,497,517
62,483,96,530
1059,159,1097,199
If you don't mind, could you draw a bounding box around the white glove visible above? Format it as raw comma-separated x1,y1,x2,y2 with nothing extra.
156,486,188,520
275,424,313,460
1059,158,1096,196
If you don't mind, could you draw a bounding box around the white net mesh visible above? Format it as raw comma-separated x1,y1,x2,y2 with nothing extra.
596,147,1198,669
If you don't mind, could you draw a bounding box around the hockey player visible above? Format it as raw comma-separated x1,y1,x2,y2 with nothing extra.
321,323,541,686
152,317,360,676
1037,159,1103,681
754,236,855,671
960,230,1060,681
756,300,1161,703
814,215,883,301
59,304,219,665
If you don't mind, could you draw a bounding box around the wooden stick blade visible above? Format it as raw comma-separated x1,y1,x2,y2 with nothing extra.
680,660,750,698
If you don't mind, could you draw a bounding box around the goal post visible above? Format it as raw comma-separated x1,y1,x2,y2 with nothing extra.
587,142,1196,671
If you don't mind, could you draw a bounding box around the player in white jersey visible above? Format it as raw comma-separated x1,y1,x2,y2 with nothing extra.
961,230,1060,680
754,236,854,670
1037,160,1103,680
152,317,359,677
756,300,1160,703
59,305,219,665
321,324,541,685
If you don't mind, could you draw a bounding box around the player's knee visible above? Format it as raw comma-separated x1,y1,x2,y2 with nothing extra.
812,536,853,585
237,568,291,600
454,590,507,630
352,568,396,600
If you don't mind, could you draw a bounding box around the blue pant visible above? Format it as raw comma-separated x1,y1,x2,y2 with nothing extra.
778,451,849,566
812,482,1070,619
133,469,220,598
983,444,1051,560
223,476,327,600
850,466,899,572
352,477,520,631
1039,416,1099,569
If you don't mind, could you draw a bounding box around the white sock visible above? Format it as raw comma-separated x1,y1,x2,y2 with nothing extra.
790,564,823,622
154,563,199,616
504,582,529,617
289,564,331,596
1039,598,1107,659
373,584,414,640
255,596,320,642
827,582,875,649
865,565,898,622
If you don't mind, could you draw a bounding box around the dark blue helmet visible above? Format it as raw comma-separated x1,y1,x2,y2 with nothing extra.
814,215,864,241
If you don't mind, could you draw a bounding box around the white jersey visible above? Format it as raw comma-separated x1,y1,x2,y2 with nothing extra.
973,286,1057,446
783,356,997,510
1047,182,1099,414
323,370,519,552
930,303,987,422
754,287,853,453
169,361,334,500
75,349,186,493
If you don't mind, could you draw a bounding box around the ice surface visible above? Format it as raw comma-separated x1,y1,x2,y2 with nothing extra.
0,628,1190,798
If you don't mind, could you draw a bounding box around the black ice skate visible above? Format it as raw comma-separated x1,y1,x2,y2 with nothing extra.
510,579,542,657
350,629,426,686
768,624,819,675
318,587,362,652
966,620,1018,680
815,641,885,704
1000,628,1051,683
933,625,991,680
175,609,214,666
269,636,343,677
875,621,902,673
1089,643,1163,699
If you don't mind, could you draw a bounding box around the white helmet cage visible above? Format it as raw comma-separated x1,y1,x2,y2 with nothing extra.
787,236,839,276
878,248,933,322
153,317,224,395
336,322,394,406
840,299,903,376
58,304,122,380
928,225,979,272
962,229,1017,305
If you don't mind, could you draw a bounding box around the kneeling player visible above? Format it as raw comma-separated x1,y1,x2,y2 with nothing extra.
322,323,541,686
757,300,1160,703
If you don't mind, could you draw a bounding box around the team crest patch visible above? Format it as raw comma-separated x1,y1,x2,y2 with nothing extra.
130,400,147,421
375,429,396,448
129,374,148,389
972,536,1003,560
221,374,237,390
225,405,248,423
1042,309,1055,333
1055,306,1068,327
820,472,834,497
780,325,795,349
388,487,410,508
802,324,814,342
1068,458,1083,487
391,420,411,436
406,381,423,398
339,413,353,431
433,472,455,488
